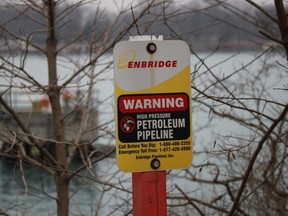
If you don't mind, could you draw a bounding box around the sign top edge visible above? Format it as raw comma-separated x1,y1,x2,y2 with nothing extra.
129,35,163,41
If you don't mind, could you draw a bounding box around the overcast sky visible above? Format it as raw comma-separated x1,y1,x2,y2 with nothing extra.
99,0,273,12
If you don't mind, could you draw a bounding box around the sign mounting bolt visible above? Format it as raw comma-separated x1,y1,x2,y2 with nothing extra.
146,43,157,54
150,159,161,169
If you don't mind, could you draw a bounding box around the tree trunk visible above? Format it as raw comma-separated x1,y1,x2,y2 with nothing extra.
55,175,69,216
45,1,69,216
274,0,288,59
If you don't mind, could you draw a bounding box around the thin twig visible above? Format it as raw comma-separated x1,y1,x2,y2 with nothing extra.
131,6,141,35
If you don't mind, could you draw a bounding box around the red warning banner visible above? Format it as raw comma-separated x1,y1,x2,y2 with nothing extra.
118,93,188,113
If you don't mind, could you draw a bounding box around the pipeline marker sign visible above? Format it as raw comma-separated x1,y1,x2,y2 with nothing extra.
113,40,192,172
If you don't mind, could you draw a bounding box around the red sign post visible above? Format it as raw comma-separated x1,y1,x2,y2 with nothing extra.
132,171,166,215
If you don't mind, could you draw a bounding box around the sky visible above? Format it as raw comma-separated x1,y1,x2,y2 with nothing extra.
100,0,273,12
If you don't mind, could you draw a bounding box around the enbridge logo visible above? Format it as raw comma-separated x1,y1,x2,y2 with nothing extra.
117,50,136,69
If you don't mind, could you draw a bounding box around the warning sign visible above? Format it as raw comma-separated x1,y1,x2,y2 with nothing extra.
118,93,190,142
114,38,192,172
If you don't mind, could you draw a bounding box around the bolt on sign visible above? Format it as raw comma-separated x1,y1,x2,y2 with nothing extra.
113,37,192,172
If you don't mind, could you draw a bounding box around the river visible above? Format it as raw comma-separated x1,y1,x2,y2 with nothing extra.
0,50,287,215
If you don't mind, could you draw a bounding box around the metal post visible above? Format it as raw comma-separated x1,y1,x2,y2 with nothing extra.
132,171,167,216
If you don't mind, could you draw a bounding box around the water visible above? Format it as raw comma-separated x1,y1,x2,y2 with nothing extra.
0,159,101,215
0,50,287,215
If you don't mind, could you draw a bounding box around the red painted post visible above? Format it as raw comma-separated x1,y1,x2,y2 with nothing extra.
132,171,167,216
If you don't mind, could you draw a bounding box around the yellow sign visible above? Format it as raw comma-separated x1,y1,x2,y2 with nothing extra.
113,39,192,172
